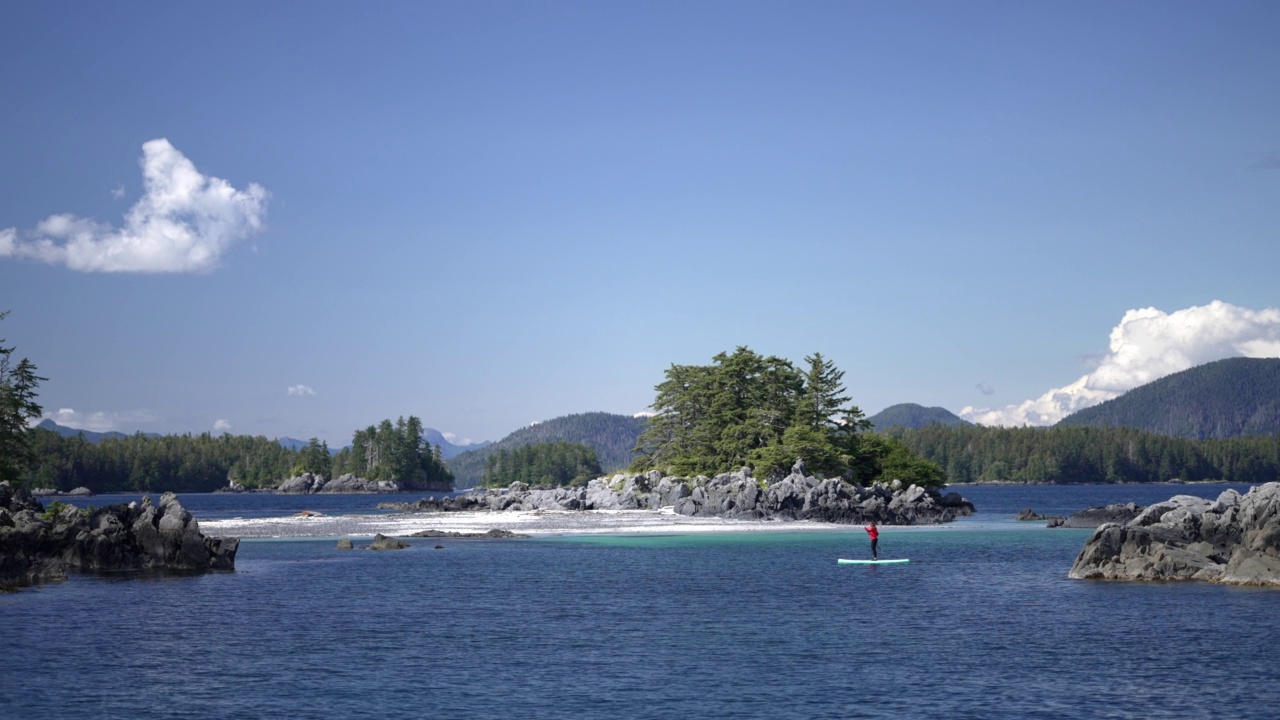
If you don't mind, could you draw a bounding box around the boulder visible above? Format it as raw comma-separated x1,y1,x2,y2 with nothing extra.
369,534,410,550
1069,482,1280,586
1056,502,1143,529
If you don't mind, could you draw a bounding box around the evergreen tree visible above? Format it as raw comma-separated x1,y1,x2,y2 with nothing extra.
0,312,46,486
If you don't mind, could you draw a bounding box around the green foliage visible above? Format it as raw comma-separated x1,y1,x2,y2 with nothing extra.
25,429,300,493
330,416,453,490
0,311,46,487
293,437,331,477
888,423,1280,484
40,499,69,521
480,442,603,488
632,347,943,488
1056,357,1280,439
448,412,646,488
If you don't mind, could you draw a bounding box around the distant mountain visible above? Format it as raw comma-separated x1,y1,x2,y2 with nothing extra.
868,404,971,430
1056,357,1280,439
275,436,311,452
34,419,150,443
447,412,647,488
422,428,491,460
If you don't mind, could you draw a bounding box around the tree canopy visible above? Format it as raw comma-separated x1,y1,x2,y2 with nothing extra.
1,312,45,486
330,416,453,490
632,347,944,487
480,441,603,488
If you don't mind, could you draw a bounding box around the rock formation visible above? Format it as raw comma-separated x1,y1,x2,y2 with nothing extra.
368,533,409,550
381,467,974,525
1015,508,1063,523
1068,482,1280,586
276,473,401,494
1048,502,1143,528
0,481,239,591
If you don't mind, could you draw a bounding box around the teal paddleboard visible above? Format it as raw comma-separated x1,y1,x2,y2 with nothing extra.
837,558,909,564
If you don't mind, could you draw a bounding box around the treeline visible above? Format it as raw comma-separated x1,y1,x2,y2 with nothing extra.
22,415,454,494
23,429,298,493
632,347,945,488
887,424,1280,484
480,442,603,488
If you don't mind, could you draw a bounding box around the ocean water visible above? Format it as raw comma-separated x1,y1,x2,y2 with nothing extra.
3,483,1277,719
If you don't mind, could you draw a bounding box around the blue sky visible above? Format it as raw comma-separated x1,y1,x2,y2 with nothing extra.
2,1,1278,446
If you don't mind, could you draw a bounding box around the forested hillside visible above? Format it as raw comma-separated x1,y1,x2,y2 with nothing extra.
888,423,1280,485
447,412,646,488
480,442,602,488
868,403,970,430
1056,357,1280,439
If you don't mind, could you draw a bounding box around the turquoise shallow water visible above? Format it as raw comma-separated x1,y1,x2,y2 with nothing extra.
3,484,1277,719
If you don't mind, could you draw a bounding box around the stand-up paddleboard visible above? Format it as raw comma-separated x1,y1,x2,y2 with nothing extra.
837,558,909,565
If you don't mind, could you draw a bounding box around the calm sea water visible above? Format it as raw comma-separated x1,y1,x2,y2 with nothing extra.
4,483,1277,719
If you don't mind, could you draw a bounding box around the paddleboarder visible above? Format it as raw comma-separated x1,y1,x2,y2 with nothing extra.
865,521,879,560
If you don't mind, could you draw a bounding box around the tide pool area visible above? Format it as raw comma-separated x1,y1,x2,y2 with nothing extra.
4,484,1277,719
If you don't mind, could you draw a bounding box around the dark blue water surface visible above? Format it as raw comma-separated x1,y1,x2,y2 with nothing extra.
4,484,1277,719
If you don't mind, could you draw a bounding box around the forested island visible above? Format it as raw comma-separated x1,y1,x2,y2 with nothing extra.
19,415,453,494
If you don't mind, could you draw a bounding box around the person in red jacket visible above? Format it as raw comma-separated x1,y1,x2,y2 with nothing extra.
865,521,879,560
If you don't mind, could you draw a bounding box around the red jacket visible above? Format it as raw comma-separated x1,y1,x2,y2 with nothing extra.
865,525,879,540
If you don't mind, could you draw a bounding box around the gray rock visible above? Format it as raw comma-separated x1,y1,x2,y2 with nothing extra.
1069,482,1280,586
337,539,354,549
0,482,238,590
369,534,410,550
375,466,973,527
1057,502,1144,529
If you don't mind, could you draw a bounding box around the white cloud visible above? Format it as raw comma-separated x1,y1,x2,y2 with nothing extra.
441,432,476,446
287,384,316,396
0,138,268,273
961,300,1280,426
213,419,233,432
110,185,125,199
41,407,159,433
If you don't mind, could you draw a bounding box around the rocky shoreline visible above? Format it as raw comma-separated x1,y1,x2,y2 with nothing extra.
0,481,239,591
1069,482,1280,586
381,463,975,525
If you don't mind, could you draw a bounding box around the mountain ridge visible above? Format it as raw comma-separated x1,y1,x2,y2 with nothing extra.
1056,357,1280,439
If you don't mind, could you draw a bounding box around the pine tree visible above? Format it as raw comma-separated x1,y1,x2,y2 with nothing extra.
0,312,46,486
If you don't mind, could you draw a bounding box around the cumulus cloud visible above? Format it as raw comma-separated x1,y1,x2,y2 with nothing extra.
41,407,159,433
441,432,476,446
213,419,233,432
0,139,268,273
287,384,316,396
960,300,1280,426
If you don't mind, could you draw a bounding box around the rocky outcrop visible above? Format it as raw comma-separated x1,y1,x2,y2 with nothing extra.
381,467,974,526
409,528,531,539
1069,483,1280,586
1048,502,1144,528
277,473,400,494
0,482,239,591
369,533,409,550
1015,508,1063,523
